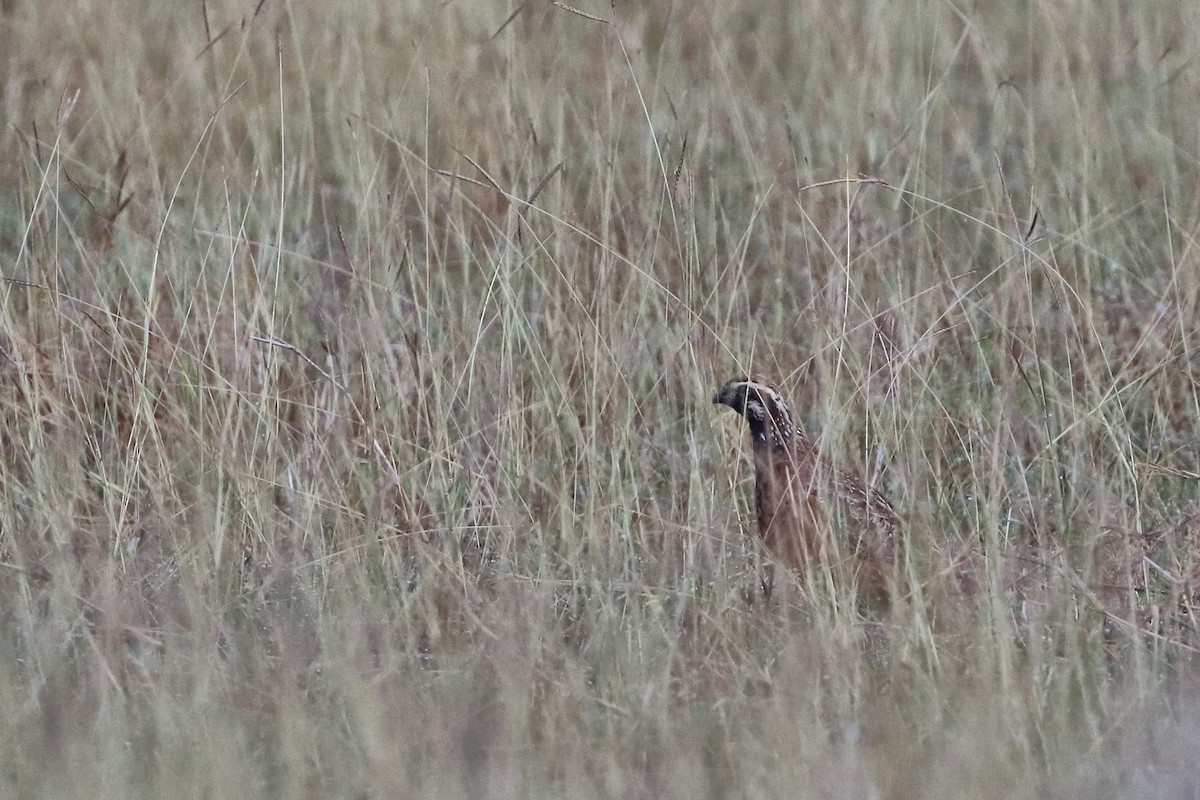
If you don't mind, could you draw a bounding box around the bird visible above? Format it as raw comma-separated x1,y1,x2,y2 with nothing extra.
712,376,901,600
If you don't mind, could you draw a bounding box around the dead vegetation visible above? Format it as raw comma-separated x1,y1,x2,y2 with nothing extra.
1,0,1200,797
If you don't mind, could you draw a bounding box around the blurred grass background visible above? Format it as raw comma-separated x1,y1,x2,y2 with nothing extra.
2,0,1200,797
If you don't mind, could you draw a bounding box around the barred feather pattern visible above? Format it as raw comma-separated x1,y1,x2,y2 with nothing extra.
714,376,900,598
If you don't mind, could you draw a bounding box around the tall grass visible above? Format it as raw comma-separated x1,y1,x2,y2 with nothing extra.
1,0,1199,796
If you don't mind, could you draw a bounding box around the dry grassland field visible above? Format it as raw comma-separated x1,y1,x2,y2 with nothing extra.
3,1,1200,797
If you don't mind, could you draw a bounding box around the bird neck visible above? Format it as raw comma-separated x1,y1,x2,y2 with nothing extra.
750,412,794,452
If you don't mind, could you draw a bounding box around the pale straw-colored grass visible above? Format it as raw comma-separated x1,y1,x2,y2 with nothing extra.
0,1,1198,796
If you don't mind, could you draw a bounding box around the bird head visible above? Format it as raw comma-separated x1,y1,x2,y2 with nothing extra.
713,376,794,449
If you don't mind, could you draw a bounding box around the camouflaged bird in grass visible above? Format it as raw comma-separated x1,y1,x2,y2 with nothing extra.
714,376,901,600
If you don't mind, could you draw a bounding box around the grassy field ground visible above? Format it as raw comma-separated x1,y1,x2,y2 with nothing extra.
2,0,1200,797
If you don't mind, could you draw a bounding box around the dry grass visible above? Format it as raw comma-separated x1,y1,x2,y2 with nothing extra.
2,0,1200,797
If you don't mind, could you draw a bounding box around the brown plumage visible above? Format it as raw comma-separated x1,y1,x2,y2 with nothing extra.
713,376,901,598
